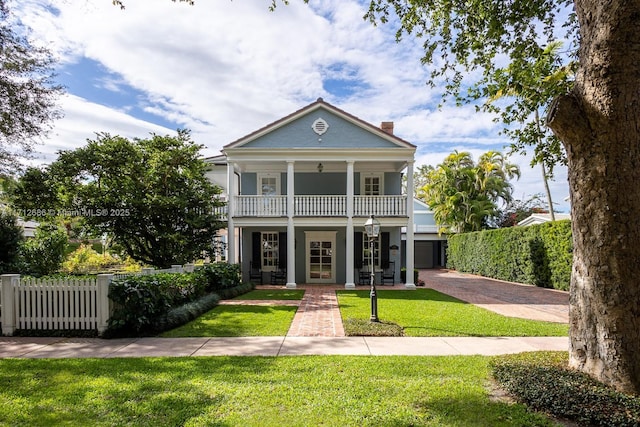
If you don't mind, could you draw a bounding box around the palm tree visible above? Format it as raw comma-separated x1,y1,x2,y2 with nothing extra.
421,150,520,233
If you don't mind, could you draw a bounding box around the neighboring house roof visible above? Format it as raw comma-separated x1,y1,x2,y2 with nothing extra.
517,213,571,227
18,219,38,238
1,203,38,237
202,154,227,165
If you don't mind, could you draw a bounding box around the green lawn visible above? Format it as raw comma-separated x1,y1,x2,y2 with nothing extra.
337,289,569,337
0,356,561,426
161,305,297,337
161,290,303,337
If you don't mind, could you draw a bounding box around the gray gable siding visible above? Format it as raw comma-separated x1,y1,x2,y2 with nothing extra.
241,173,257,194
241,109,399,149
385,172,402,194
242,172,403,196
413,199,437,226
295,173,347,195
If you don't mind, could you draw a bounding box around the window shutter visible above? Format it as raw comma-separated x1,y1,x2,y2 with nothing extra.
381,232,390,267
278,232,287,269
252,232,261,265
354,232,363,268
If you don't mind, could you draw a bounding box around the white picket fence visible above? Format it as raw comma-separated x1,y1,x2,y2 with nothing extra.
0,274,110,335
0,264,196,336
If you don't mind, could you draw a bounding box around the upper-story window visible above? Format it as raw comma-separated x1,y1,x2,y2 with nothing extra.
258,173,280,196
361,173,384,195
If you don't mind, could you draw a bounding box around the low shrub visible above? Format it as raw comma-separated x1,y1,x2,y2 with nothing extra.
215,281,255,300
20,224,68,277
491,352,640,426
400,268,419,284
197,262,241,291
0,210,23,274
62,245,121,274
146,293,220,335
107,272,208,335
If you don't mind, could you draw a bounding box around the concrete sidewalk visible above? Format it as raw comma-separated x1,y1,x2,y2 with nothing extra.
0,269,570,359
0,336,568,358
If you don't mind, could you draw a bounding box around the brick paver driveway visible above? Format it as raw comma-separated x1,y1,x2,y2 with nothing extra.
420,269,569,323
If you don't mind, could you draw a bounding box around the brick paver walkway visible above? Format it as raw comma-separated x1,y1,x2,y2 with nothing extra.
285,286,345,337
224,285,346,337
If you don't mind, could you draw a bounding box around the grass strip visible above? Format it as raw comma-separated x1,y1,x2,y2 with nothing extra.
338,289,568,337
161,305,297,337
0,355,561,426
232,289,305,300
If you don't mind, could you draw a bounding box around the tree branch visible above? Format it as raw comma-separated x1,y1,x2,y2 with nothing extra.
547,93,592,147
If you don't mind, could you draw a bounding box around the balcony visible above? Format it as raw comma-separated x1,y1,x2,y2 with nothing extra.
232,195,407,217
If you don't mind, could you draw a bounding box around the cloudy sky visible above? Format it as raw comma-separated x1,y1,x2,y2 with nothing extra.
12,0,570,212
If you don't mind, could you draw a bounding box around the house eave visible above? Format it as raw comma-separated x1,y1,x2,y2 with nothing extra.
224,147,415,173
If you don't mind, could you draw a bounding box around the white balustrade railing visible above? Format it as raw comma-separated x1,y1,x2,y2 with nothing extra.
354,195,407,216
232,195,406,217
295,195,346,216
233,196,287,217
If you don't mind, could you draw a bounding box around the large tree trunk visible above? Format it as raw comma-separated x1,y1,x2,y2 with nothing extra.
547,1,640,394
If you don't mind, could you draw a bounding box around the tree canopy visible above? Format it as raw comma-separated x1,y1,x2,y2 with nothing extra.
0,0,63,174
364,0,640,394
0,209,23,273
420,150,519,233
12,130,225,268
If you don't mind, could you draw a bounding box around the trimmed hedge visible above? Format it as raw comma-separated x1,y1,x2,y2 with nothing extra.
107,263,246,336
447,220,572,290
196,262,242,290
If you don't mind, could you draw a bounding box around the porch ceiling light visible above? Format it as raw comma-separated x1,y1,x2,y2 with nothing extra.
364,215,380,239
317,162,323,173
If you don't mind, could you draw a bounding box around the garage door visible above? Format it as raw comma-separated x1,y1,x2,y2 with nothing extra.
415,241,434,269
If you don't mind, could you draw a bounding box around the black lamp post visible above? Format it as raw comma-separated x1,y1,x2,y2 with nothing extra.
364,214,380,322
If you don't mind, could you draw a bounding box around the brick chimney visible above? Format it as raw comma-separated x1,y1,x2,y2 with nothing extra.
381,121,394,135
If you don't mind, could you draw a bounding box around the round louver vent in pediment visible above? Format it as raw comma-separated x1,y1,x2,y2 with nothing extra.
312,117,329,136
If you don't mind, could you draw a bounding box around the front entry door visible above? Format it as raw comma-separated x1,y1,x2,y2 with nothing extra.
305,231,337,283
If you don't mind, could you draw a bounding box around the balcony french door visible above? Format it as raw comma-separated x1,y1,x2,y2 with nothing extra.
305,231,336,283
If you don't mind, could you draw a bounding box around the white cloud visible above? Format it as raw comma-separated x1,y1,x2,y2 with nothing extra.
30,94,174,164
11,0,570,212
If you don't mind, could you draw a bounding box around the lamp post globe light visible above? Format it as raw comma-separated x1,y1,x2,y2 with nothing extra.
364,215,380,322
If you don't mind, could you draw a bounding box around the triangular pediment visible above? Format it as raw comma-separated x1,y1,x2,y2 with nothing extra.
223,98,415,151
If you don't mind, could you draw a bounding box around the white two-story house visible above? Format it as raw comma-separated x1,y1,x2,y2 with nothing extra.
211,98,419,289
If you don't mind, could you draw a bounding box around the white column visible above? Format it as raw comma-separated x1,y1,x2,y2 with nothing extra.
226,162,236,264
345,161,355,289
286,161,297,289
1,274,19,336
405,161,416,289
